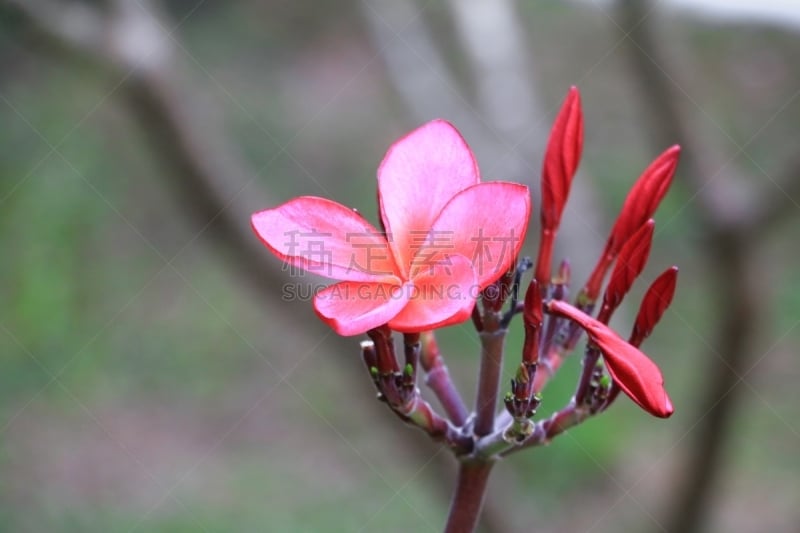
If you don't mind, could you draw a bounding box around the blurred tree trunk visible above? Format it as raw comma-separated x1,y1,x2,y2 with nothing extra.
614,1,798,531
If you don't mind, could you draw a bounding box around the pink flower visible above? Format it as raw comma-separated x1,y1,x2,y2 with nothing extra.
548,299,674,418
251,120,531,336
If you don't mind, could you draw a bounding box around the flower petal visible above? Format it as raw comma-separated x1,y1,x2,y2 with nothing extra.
547,300,673,418
377,120,480,276
313,279,409,336
389,254,477,332
601,335,674,418
417,182,531,289
251,196,398,282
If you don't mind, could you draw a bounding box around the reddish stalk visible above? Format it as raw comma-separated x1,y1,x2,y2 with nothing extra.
474,319,507,436
420,331,469,426
443,461,495,533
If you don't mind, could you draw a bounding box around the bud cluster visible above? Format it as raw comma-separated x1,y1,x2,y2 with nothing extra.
513,86,680,421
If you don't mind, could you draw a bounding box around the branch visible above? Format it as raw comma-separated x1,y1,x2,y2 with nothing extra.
443,461,495,533
5,0,107,55
6,1,281,300
476,401,594,459
474,321,507,437
420,331,470,425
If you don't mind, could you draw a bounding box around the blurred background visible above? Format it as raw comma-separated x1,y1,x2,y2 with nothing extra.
0,1,798,531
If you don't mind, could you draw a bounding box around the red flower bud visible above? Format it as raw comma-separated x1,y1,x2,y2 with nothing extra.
541,86,583,232
630,266,679,347
536,86,583,285
547,300,673,418
523,279,544,328
522,279,543,365
584,146,679,299
598,220,655,323
607,146,679,258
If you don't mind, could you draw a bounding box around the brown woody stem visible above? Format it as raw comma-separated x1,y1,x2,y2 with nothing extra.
398,396,473,455
443,461,495,533
474,316,507,436
501,402,592,457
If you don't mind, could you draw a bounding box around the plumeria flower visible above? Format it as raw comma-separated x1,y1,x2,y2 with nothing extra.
251,120,531,336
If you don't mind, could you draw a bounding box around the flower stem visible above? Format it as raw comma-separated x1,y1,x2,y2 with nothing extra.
501,401,591,457
421,331,469,425
474,324,507,436
397,395,474,455
443,460,494,533
573,344,601,405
